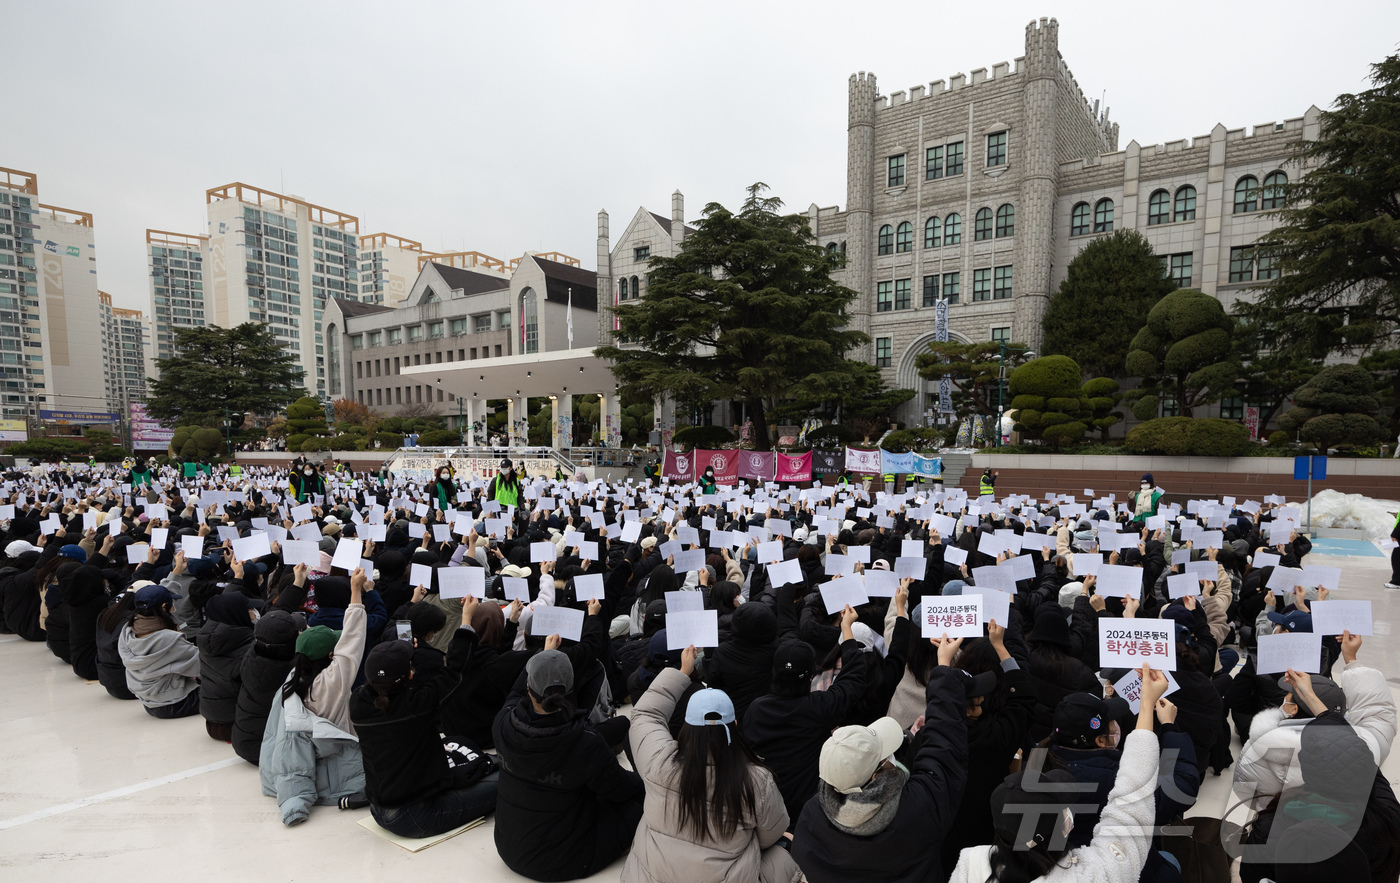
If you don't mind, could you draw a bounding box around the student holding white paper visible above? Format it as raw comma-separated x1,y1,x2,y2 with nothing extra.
1234,631,1397,812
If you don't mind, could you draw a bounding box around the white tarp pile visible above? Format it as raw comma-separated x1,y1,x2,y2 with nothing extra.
1306,489,1398,541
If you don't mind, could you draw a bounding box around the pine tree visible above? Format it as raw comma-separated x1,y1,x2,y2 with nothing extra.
595,184,867,450
146,323,307,426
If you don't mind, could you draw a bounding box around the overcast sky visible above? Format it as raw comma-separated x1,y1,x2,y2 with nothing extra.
5,0,1397,313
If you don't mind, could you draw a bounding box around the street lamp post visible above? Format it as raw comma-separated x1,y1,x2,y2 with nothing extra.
994,343,1035,448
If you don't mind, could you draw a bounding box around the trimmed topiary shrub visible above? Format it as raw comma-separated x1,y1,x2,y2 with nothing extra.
1267,430,1291,448
1125,417,1251,456
299,437,330,452
671,425,736,449
418,429,458,447
1008,355,1090,450
286,434,310,452
1277,364,1384,452
806,423,860,446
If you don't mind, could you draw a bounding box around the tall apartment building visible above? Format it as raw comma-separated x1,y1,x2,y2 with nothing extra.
359,233,431,306
810,18,1318,425
146,229,209,369
202,183,360,399
0,166,112,424
98,292,149,411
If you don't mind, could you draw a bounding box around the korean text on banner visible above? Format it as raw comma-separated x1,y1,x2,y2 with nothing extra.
662,449,694,482
1098,620,1177,670
776,451,812,483
694,450,738,486
844,447,882,474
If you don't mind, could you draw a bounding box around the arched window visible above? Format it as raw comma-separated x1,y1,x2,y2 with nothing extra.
944,213,962,245
895,221,913,253
1234,176,1259,213
995,204,1015,237
1070,202,1090,236
631,275,640,299
1173,185,1197,222
877,224,893,255
974,207,993,241
826,242,838,253
924,216,941,248
1093,198,1114,233
618,277,628,301
326,323,340,395
1260,171,1287,209
1147,189,1170,226
520,288,538,354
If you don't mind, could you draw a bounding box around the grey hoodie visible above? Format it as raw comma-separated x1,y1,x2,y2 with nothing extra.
118,623,200,708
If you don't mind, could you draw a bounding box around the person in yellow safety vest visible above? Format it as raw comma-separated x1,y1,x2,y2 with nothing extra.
488,458,522,509
979,468,997,496
906,472,920,487
881,472,896,494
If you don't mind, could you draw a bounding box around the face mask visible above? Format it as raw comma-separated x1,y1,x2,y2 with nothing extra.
1141,482,1151,489
304,468,313,476
440,472,449,480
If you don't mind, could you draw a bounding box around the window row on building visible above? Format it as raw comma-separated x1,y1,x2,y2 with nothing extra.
878,204,1013,255
1073,171,1289,239
887,131,1008,187
875,265,1011,311
349,313,510,349
355,384,452,408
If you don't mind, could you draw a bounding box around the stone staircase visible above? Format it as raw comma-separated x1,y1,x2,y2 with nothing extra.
938,451,974,489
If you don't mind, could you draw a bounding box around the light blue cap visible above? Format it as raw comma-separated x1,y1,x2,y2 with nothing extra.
684,688,736,743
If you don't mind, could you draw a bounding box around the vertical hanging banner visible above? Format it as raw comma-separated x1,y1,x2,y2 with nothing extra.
662,449,694,482
776,451,812,483
845,447,882,474
737,450,776,481
939,377,954,414
695,449,739,486
935,297,954,414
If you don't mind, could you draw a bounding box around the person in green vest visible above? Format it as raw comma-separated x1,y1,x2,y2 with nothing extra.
128,456,153,489
554,465,566,482
906,472,920,488
836,469,853,487
881,471,896,494
182,459,198,479
978,468,997,496
698,465,717,495
87,455,96,469
1129,473,1163,525
644,459,661,487
228,462,243,478
487,459,522,509
425,463,457,512
288,461,326,503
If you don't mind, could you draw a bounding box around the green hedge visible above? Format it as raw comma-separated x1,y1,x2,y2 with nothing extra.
1125,417,1251,457
806,424,859,446
671,425,736,449
418,429,458,447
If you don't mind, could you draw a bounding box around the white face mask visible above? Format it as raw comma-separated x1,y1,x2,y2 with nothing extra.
440,472,450,480
304,468,313,476
1141,482,1151,489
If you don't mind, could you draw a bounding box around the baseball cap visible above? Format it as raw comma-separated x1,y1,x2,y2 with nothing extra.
819,717,904,793
990,767,1081,851
773,640,816,682
295,625,341,660
1267,609,1313,633
133,583,176,612
58,544,87,563
500,459,513,470
1278,673,1346,717
1052,693,1124,748
366,640,414,693
526,649,573,694
965,669,999,699
684,689,737,743
849,622,879,652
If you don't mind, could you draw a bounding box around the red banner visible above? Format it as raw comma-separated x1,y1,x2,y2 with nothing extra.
695,449,739,486
776,451,812,483
662,449,694,482
737,450,776,481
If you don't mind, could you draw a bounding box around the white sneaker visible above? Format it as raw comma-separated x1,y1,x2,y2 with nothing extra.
1386,582,1400,590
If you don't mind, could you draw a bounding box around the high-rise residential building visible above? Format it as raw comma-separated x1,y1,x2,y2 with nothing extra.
146,229,208,372
202,183,360,399
98,292,149,411
0,165,112,425
358,233,432,306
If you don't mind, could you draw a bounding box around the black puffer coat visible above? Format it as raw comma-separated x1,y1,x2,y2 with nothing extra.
61,563,110,681
231,610,300,764
0,550,45,640
196,593,256,725
704,601,779,724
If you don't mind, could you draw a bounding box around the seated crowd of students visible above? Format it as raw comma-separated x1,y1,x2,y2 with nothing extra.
2,456,1397,882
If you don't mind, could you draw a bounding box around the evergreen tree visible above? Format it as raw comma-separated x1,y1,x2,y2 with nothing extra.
1007,355,1090,450
1124,290,1237,419
1042,229,1175,378
1247,51,1400,355
595,184,866,450
1278,364,1384,451
915,341,1032,421
147,323,306,426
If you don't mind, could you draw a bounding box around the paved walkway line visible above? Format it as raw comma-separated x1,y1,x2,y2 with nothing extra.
0,757,243,830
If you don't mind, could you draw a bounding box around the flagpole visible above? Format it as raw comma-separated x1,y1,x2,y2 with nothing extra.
566,287,573,350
